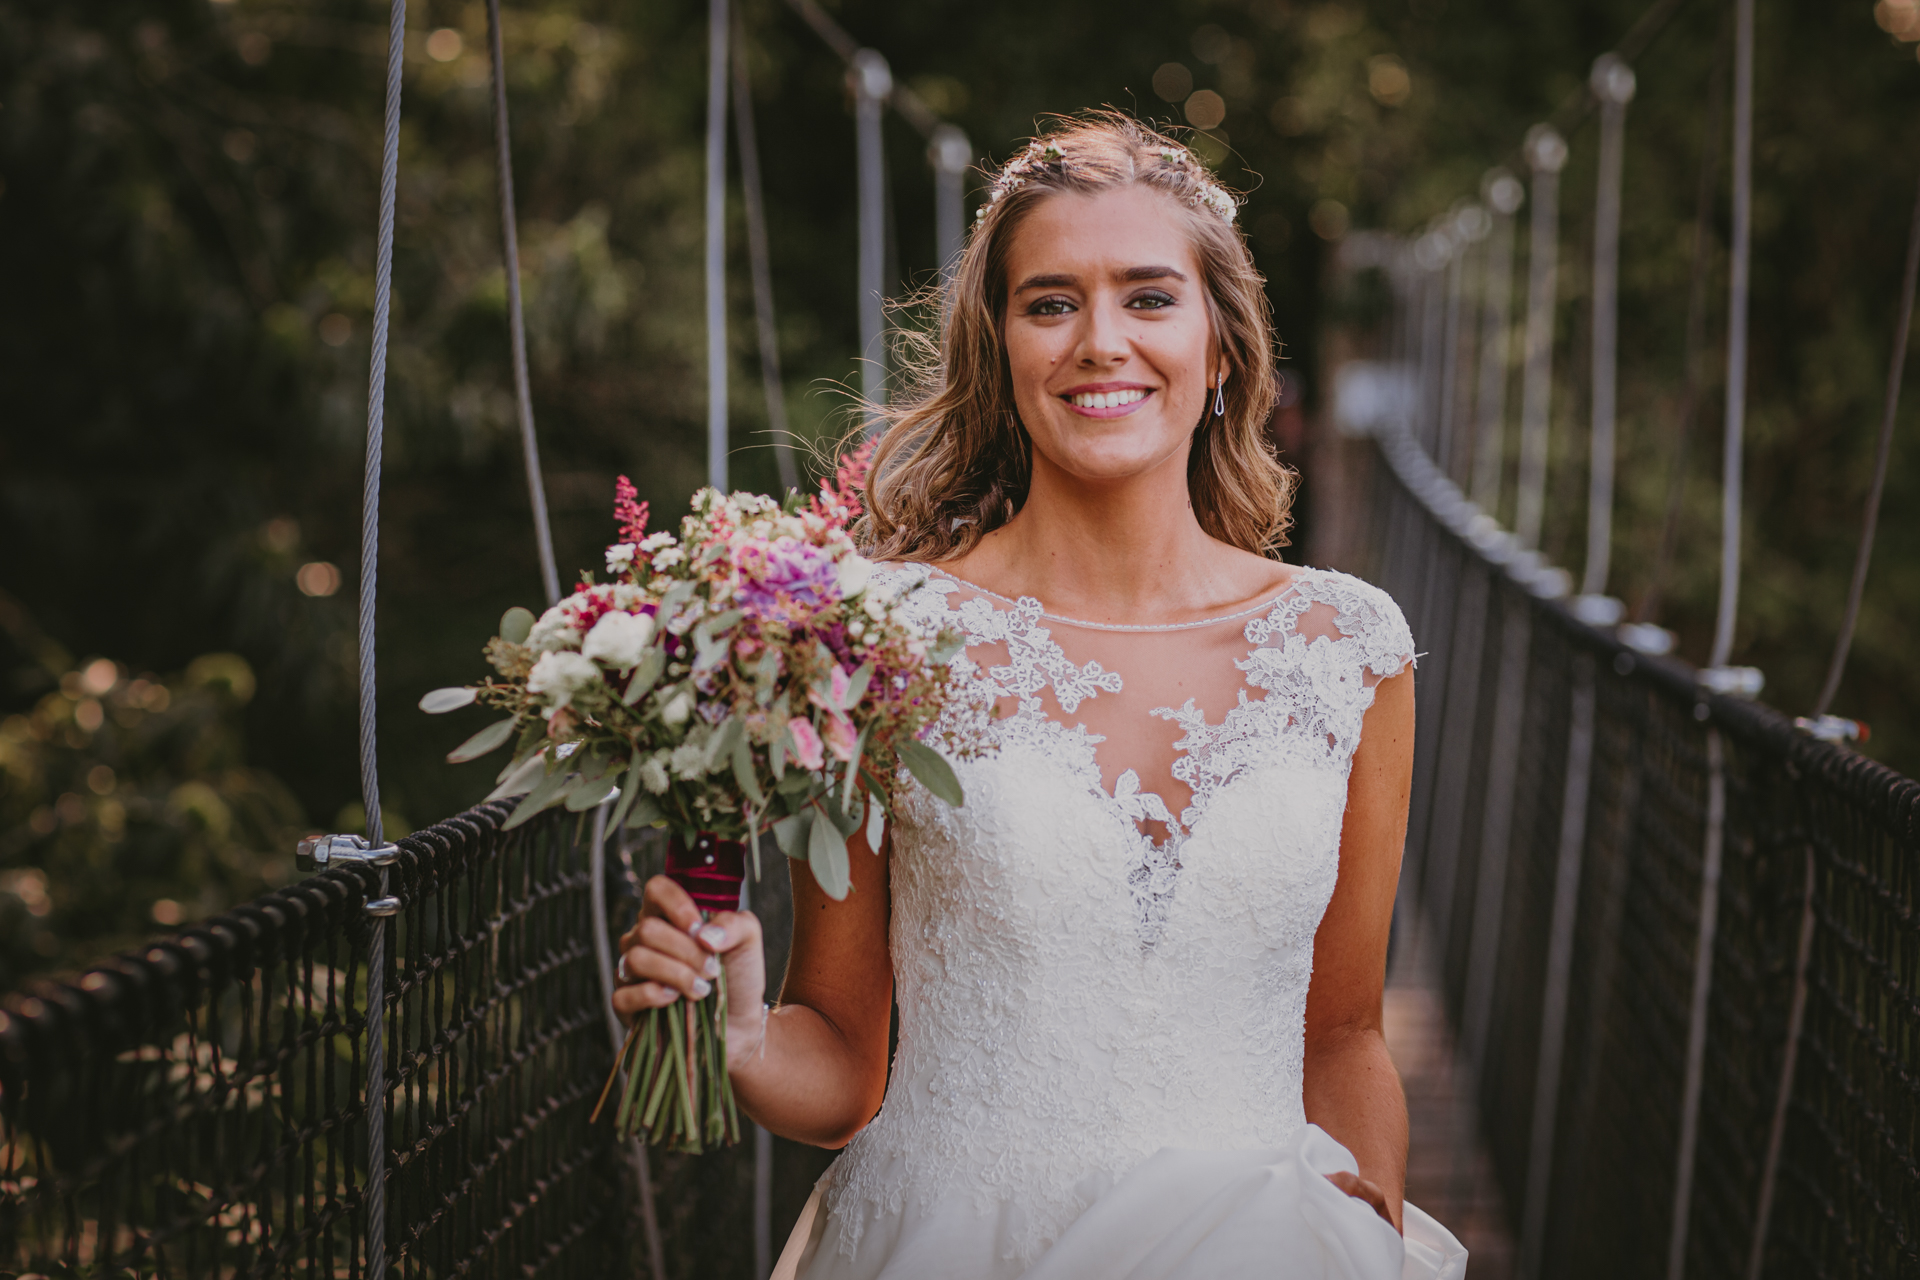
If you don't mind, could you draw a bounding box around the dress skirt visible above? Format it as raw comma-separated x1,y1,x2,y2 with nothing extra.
776,1124,1468,1280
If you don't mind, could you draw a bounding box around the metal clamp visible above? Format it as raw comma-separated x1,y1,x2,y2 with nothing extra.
296,833,401,871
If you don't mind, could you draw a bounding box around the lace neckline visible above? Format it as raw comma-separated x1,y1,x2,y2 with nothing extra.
919,564,1308,633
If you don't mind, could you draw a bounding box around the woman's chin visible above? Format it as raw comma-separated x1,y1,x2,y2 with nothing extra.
1034,444,1191,487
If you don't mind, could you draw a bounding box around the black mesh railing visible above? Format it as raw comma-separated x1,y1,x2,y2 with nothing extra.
1360,427,1920,1279
0,801,639,1278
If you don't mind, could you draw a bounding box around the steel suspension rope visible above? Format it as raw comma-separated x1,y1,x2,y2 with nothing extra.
1513,124,1567,551
486,0,560,608
1811,170,1920,718
357,3,407,1274
1672,6,1755,1278
706,0,731,491
732,19,801,496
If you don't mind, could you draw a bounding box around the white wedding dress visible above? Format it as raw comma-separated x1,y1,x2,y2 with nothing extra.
782,565,1467,1280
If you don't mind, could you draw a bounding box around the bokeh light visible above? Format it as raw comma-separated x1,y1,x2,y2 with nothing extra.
297,562,342,597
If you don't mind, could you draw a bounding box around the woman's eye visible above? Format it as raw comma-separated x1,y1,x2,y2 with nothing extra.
1028,296,1076,316
1127,290,1176,311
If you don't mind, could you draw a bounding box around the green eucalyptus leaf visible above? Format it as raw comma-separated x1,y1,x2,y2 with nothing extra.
486,751,547,801
709,717,746,768
608,755,644,829
808,809,851,900
776,768,814,797
823,792,860,838
504,768,578,829
623,646,667,704
732,738,764,808
898,739,965,808
500,606,536,645
509,720,546,767
769,736,786,780
928,632,965,665
419,686,477,714
844,661,874,708
842,724,869,810
864,791,887,850
565,772,620,812
695,609,744,641
772,810,810,860
624,795,664,828
447,717,517,763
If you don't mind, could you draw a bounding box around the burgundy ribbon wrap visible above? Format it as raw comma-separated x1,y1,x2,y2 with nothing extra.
665,832,747,914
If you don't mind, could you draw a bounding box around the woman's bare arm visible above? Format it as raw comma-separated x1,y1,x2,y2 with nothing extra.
612,824,894,1148
1302,667,1414,1231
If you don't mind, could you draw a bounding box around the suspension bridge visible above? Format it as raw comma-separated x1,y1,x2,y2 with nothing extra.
2,0,1916,1278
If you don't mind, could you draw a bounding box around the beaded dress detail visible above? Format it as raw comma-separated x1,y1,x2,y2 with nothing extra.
791,566,1466,1280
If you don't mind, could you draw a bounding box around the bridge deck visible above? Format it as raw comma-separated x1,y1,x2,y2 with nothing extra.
1387,932,1516,1278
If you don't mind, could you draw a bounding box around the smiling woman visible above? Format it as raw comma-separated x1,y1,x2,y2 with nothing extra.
606,111,1463,1280
864,113,1291,566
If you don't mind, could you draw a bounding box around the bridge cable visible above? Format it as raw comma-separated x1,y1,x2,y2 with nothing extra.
706,0,731,491
355,2,407,1274
733,15,802,495
1811,170,1920,719
485,0,560,609
1672,6,1756,1279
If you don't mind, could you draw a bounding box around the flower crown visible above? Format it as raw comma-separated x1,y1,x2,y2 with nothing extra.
974,140,1239,226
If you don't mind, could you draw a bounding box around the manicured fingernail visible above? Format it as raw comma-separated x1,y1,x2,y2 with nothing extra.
703,955,720,978
699,925,728,951
691,978,712,999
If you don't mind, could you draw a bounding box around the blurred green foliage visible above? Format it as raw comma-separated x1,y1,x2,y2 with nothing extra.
0,594,308,987
1,0,1917,996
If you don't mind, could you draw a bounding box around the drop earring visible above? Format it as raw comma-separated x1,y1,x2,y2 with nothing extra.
1212,380,1226,418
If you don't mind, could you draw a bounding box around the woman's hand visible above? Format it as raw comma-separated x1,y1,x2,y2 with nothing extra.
1325,1171,1395,1229
611,875,769,1070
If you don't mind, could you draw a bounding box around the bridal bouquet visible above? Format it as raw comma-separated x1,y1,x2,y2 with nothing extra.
422,444,971,1152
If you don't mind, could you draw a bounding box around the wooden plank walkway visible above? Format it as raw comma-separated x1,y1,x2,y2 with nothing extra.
1384,935,1517,1278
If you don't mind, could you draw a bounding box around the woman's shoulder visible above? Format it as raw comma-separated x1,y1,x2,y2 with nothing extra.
1276,566,1415,679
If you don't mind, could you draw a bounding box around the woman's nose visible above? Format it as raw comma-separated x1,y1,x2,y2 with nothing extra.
1075,298,1130,366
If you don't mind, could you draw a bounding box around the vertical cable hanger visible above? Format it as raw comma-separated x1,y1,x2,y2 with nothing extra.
732,15,801,496
705,0,731,492
358,3,408,1274
1514,123,1568,553
485,0,559,608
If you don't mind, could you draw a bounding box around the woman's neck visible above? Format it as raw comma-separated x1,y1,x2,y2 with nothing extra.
942,450,1289,626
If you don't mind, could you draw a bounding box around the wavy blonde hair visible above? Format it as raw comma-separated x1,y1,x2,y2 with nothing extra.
860,111,1294,563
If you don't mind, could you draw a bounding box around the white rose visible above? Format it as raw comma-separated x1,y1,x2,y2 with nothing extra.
660,686,694,726
581,610,655,670
526,604,581,654
836,554,874,598
526,650,599,708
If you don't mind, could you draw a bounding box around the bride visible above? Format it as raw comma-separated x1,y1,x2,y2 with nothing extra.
613,113,1467,1279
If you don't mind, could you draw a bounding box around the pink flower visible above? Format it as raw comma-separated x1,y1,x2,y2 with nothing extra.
823,713,858,762
787,717,824,770
809,663,853,713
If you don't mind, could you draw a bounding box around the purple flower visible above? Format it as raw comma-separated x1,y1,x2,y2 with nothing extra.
733,537,841,623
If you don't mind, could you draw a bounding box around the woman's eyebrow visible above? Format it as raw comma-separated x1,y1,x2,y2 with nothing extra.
1118,264,1187,282
1014,272,1078,291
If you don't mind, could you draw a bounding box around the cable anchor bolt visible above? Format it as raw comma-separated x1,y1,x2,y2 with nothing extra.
295,832,401,872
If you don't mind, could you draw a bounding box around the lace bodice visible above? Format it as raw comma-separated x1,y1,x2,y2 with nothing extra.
824,565,1414,1267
